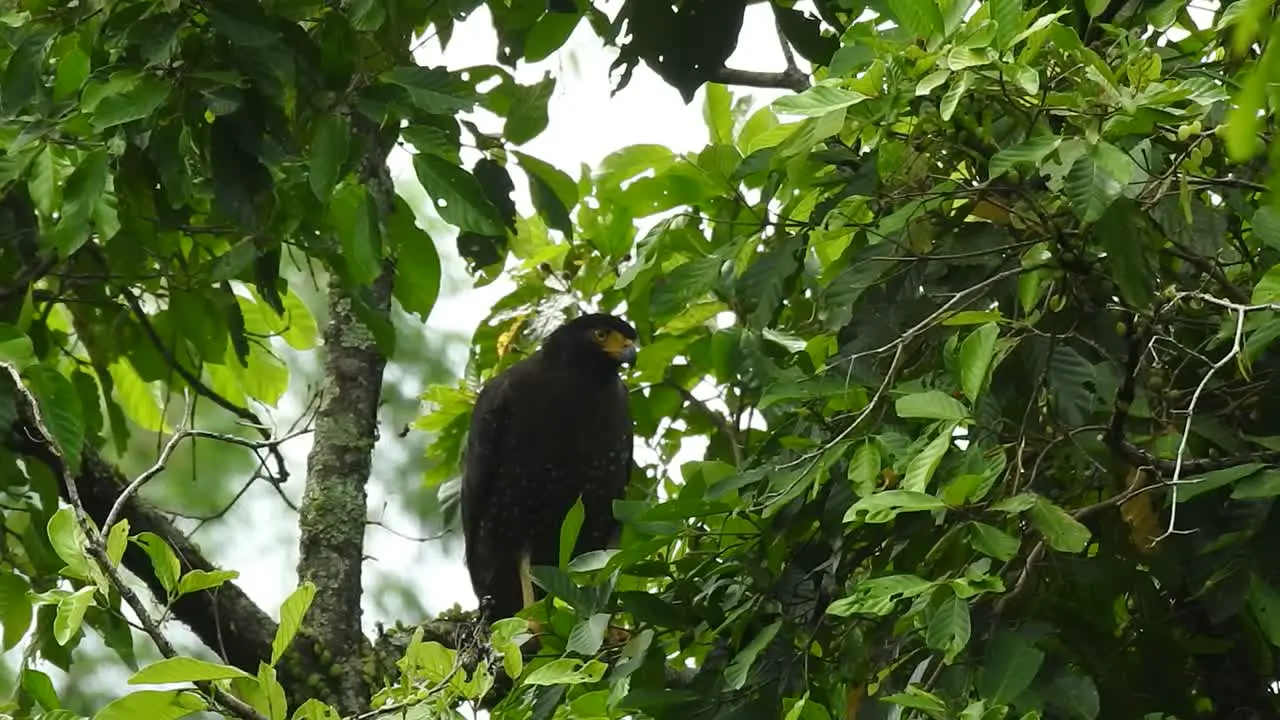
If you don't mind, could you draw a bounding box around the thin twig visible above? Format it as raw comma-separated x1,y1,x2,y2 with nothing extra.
104,427,312,532
785,264,1035,471
1152,292,1258,543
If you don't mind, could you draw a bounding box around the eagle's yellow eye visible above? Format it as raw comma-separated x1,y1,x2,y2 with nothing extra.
591,328,609,342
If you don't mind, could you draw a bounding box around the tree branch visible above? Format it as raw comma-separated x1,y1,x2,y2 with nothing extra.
710,67,810,93
295,116,399,714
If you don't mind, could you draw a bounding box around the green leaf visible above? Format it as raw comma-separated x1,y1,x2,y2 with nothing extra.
47,506,92,580
828,575,936,617
845,490,947,523
176,569,240,596
524,12,581,62
1027,497,1090,553
915,69,950,96
947,47,992,70
990,0,1024,48
1065,141,1134,223
886,0,944,38
772,85,868,117
568,549,618,573
1177,462,1265,502
523,658,602,686
20,667,60,709
559,496,585,570
724,620,781,690
940,70,971,121
380,66,475,114
1043,672,1100,720
54,47,90,100
105,519,129,568
968,522,1021,561
1224,52,1268,162
133,533,182,596
0,324,35,368
389,198,441,322
0,31,47,114
926,593,971,663
991,493,1037,513
412,153,505,236
1247,574,1280,649
881,687,948,714
703,83,734,144
491,617,531,680
91,76,170,130
1252,263,1280,305
28,144,56,216
979,630,1044,704
24,364,85,472
309,115,350,201
958,323,999,402
129,658,253,685
1097,201,1154,307
1231,470,1280,500
902,425,955,493
514,151,578,237
271,581,316,666
0,571,33,651
54,587,95,646
49,148,109,255
989,136,1061,179
504,75,555,145
847,441,881,497
291,699,341,720
895,390,969,421
258,662,287,720
93,689,208,720
566,613,610,656
329,183,382,285
1252,206,1280,251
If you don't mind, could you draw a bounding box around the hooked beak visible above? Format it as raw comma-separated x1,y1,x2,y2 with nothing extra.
613,339,638,365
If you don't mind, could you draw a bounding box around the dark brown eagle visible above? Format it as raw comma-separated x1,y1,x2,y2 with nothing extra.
461,313,637,621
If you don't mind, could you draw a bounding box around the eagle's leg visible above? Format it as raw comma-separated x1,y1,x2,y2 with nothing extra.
519,553,544,636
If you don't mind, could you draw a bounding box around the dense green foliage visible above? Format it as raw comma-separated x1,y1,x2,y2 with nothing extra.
5,0,1280,719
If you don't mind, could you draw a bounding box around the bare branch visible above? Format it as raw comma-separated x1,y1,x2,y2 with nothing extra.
1151,292,1264,543
106,425,312,532
710,67,809,93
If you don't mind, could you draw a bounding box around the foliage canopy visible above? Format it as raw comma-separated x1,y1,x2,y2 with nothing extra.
4,0,1280,719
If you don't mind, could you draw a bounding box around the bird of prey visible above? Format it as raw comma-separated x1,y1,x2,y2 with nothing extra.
461,312,638,623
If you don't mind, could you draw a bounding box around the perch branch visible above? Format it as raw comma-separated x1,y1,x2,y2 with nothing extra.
710,67,809,92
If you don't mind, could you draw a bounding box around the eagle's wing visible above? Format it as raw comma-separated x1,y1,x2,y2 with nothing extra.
460,367,514,606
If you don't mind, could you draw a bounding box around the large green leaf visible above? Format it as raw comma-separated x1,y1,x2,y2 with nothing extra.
93,690,207,720
271,581,317,666
412,154,506,236
1065,141,1135,223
